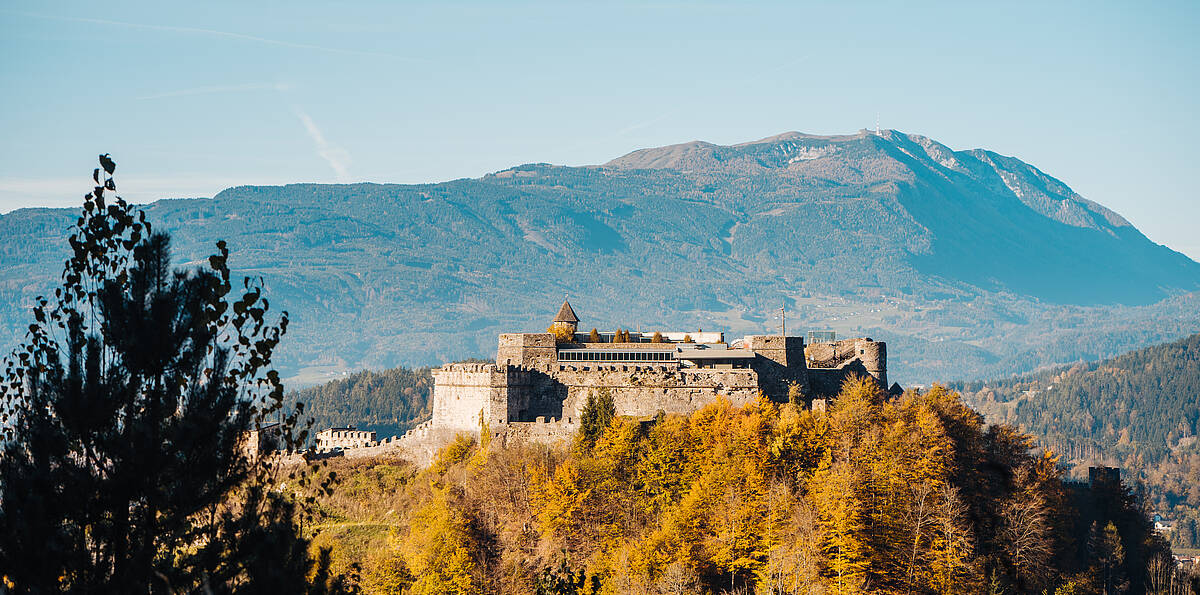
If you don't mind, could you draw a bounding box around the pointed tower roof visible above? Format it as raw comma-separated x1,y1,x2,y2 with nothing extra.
553,299,579,324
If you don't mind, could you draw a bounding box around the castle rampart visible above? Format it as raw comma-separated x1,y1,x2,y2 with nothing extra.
387,300,889,464
805,338,887,395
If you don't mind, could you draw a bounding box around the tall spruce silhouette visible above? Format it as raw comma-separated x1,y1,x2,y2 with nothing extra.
0,156,351,592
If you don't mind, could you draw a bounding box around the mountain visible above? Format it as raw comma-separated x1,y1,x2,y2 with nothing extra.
2,130,1198,384
954,332,1200,548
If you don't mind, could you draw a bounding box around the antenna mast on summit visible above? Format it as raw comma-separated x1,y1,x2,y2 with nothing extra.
876,113,881,136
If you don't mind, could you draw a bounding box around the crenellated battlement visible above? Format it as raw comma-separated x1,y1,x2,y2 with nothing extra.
422,300,888,453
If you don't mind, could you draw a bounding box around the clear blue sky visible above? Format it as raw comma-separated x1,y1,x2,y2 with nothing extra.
2,1,1198,259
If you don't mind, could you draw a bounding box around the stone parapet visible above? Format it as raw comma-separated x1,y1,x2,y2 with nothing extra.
431,364,506,433
398,324,888,468
746,335,808,401
499,417,578,446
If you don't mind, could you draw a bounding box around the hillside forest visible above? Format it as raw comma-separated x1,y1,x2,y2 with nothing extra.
298,379,1192,594
956,333,1200,550
289,367,436,438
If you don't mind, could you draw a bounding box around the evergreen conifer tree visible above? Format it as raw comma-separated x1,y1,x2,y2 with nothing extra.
577,388,615,450
0,156,349,592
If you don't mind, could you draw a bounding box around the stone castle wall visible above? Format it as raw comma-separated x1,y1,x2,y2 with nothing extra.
747,335,809,400
805,338,888,396
497,417,576,446
408,328,889,463
497,333,556,368
433,361,764,431
430,363,507,432
552,364,761,420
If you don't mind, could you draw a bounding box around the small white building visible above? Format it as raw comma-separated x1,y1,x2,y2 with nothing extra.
316,426,377,451
1153,514,1175,535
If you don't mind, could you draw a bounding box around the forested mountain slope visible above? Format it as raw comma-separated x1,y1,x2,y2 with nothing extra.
955,333,1200,547
2,130,1198,384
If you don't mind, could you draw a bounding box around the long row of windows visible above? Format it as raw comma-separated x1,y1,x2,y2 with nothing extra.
558,350,675,362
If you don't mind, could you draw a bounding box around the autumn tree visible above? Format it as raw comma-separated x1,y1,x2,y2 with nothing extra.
0,156,347,592
588,328,601,343
811,458,869,594
401,486,482,594
300,376,1168,594
762,500,825,595
548,325,575,344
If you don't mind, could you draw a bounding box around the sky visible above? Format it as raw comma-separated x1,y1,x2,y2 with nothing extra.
2,1,1198,259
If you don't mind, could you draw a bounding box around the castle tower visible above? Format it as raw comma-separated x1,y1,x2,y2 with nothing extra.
551,299,579,335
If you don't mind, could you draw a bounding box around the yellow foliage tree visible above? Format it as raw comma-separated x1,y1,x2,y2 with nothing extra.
810,458,869,594
401,487,481,595
302,375,1106,594
548,324,575,343
531,460,594,545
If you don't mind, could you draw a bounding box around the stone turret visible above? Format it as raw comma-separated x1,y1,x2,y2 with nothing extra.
551,299,579,335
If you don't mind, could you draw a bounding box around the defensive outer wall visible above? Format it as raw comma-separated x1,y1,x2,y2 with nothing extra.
377,303,889,464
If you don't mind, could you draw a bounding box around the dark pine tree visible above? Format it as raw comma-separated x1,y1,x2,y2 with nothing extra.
576,388,616,451
0,156,351,593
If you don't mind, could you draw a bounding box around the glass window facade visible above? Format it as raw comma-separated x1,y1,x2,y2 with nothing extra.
558,350,675,362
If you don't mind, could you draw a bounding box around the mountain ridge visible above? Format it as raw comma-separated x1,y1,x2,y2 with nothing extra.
606,129,1136,232
1,130,1197,385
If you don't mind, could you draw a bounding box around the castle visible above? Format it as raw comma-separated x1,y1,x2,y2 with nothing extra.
391,300,889,460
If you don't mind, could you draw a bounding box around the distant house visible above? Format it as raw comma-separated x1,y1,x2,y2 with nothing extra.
316,426,377,451
1153,513,1175,535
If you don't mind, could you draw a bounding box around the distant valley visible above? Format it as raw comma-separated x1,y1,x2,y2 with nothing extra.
2,129,1198,385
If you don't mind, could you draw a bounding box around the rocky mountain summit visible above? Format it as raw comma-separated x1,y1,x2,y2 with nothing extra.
2,130,1198,384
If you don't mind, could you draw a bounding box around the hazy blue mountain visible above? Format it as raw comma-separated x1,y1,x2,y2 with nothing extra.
2,130,1198,385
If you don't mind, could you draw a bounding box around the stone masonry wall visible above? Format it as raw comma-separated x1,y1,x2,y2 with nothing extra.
748,335,809,400
431,363,507,433
414,333,888,466
804,338,888,397
497,333,557,368
552,364,761,420
499,418,577,446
